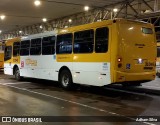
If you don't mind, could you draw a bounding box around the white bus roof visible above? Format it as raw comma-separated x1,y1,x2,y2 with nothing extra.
21,31,57,41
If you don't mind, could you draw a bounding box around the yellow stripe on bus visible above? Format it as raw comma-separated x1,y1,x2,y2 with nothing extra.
56,53,110,62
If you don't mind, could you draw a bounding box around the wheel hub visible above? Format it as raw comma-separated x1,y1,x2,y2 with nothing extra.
62,75,69,86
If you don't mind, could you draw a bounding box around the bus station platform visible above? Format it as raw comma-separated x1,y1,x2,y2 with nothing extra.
106,77,160,96
136,77,160,95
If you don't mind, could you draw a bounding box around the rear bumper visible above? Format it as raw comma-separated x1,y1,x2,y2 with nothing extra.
114,71,156,83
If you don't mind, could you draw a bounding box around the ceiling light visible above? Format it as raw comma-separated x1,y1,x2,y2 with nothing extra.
0,30,2,34
40,25,43,29
34,0,41,6
0,15,6,20
113,8,118,12
42,18,47,22
144,9,152,13
68,19,72,23
19,31,22,34
84,6,89,11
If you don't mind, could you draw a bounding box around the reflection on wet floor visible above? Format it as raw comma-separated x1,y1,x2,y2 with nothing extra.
0,72,160,125
2,77,157,115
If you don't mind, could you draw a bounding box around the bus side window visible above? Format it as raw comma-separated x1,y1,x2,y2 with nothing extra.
157,47,160,57
13,42,20,57
95,27,109,53
4,46,12,61
30,38,41,55
56,33,72,54
20,40,30,56
42,36,55,55
74,29,94,53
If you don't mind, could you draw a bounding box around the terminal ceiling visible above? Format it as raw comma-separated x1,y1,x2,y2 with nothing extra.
0,0,159,39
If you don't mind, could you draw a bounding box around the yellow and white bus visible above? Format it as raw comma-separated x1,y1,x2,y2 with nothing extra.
0,42,4,69
156,42,160,77
4,19,157,89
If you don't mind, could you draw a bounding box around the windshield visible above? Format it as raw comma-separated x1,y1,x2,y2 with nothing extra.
4,46,12,61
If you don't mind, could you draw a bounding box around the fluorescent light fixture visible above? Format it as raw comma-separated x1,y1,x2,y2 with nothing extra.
34,0,41,6
40,25,43,29
113,8,118,12
19,31,22,34
42,18,47,22
0,15,6,20
84,6,89,11
68,19,72,23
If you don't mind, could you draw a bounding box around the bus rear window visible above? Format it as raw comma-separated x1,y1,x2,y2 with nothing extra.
157,47,160,57
142,27,153,34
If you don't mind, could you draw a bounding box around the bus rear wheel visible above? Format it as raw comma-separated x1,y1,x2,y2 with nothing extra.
14,68,22,81
60,70,73,90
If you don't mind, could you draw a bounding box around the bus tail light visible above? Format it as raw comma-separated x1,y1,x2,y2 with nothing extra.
117,58,122,68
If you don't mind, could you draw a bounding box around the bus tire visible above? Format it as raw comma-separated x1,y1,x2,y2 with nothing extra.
14,67,22,81
59,70,73,90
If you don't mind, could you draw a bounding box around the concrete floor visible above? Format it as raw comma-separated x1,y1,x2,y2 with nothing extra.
0,71,160,125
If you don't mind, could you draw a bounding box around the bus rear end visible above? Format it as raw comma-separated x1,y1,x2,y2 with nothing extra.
114,19,156,83
0,43,4,69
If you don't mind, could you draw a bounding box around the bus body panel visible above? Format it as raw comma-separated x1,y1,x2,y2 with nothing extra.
57,22,112,86
4,38,21,75
72,62,111,86
4,19,157,87
113,20,156,82
0,42,4,69
19,55,111,86
19,55,58,81
0,52,4,69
